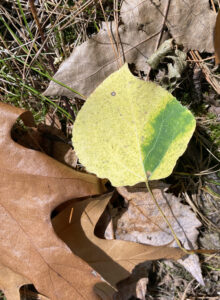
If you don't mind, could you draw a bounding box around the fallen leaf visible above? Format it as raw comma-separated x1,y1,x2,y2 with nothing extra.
214,10,220,64
168,0,216,52
44,0,215,98
52,193,185,290
72,64,195,186
44,18,162,98
122,0,216,52
0,102,113,300
116,181,204,285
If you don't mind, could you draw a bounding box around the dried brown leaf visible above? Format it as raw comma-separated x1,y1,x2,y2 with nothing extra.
167,0,216,52
0,103,111,300
44,3,165,98
116,182,204,285
122,0,216,52
52,193,185,290
44,0,215,99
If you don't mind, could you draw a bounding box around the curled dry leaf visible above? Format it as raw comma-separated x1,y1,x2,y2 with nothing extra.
147,39,174,70
44,0,215,98
152,46,187,91
52,193,185,291
0,103,113,300
116,181,204,285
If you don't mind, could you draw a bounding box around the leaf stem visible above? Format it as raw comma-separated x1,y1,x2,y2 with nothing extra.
145,179,196,255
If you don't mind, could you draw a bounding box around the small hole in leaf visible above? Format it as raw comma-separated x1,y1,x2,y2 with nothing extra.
111,91,116,96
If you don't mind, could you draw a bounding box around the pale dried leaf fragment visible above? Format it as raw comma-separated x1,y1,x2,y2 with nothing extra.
166,50,187,80
156,49,187,91
0,103,110,300
116,182,204,285
147,39,174,69
117,277,148,300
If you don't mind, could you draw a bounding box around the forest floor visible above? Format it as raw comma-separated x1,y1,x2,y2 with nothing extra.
0,1,220,299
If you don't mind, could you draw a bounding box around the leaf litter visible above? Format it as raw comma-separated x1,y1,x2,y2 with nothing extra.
52,180,208,298
44,0,216,98
0,102,200,299
116,182,204,285
1,1,220,298
1,69,218,300
1,60,214,300
52,192,185,299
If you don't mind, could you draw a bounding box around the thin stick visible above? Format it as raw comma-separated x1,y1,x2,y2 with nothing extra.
210,0,216,12
98,0,121,69
145,179,190,254
59,0,94,31
154,0,171,52
189,50,220,94
69,207,74,223
145,179,217,255
114,0,123,66
29,0,56,72
146,0,171,80
186,55,215,62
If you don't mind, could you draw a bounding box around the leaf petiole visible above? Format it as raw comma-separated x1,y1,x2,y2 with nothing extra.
145,179,217,256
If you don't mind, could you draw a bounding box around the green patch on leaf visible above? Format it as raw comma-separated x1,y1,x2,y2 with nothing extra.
72,64,196,186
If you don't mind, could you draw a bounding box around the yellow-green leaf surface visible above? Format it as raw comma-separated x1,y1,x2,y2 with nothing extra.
73,64,196,186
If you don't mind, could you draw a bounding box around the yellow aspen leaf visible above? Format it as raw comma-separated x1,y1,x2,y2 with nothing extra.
73,64,196,186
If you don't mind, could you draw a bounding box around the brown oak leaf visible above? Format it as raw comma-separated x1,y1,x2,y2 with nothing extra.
0,103,112,300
